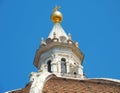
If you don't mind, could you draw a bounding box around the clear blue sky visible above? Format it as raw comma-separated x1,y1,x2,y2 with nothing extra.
0,0,120,92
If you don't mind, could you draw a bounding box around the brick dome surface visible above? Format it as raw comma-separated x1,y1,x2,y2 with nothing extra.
42,76,120,93
10,75,120,93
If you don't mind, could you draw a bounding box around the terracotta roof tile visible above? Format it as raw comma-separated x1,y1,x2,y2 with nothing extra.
10,76,120,93
42,76,120,93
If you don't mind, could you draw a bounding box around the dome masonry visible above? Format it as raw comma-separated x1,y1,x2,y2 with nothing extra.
51,6,63,23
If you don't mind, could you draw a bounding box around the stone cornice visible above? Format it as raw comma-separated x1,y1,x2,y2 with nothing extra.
34,42,84,68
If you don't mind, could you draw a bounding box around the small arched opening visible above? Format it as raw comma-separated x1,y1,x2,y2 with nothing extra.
47,60,52,73
61,58,67,73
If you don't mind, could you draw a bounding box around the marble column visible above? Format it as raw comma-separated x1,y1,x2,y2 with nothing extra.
51,62,57,73
78,65,83,75
66,62,70,73
58,61,61,73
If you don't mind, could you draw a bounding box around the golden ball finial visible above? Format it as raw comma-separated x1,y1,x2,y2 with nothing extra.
51,6,63,23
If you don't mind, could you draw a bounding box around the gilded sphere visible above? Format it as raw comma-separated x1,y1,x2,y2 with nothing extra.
51,11,63,23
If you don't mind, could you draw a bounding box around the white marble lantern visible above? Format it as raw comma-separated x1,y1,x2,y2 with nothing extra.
29,6,85,93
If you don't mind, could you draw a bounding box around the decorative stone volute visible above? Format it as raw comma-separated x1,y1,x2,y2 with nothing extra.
40,37,46,46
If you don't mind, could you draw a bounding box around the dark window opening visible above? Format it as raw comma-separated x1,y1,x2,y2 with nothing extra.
74,72,77,78
47,60,51,72
74,72,77,75
61,58,67,73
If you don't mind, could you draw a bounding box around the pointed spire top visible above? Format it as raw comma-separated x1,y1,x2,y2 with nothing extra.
48,6,68,42
51,6,63,23
48,23,68,42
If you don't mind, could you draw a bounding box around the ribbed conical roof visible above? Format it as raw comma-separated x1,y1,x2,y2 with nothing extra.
48,23,68,42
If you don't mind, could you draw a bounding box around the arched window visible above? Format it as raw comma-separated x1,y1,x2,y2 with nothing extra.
47,60,51,72
61,58,67,73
